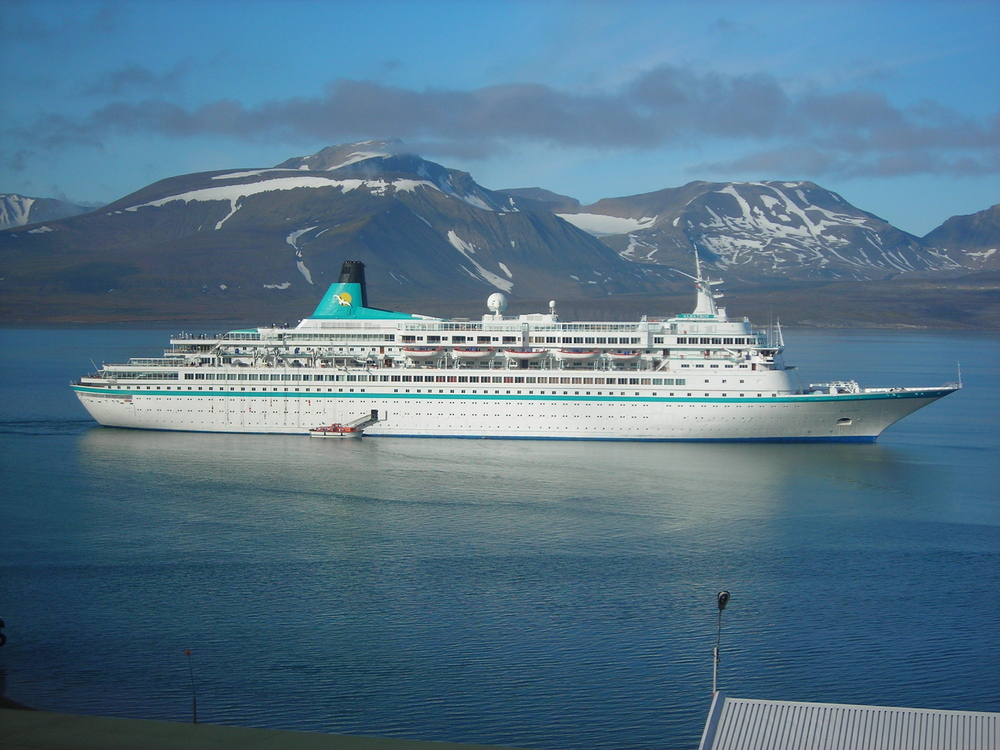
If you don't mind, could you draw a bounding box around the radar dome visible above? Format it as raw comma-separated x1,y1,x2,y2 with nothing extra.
487,293,508,313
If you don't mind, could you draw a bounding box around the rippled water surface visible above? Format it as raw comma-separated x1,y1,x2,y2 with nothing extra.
1,327,998,749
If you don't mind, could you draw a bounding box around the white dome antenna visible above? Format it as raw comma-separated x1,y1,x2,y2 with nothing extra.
487,292,508,319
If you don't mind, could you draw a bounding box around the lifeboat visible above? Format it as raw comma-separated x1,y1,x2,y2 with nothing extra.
607,350,641,362
452,347,495,359
309,424,363,439
503,348,547,361
557,349,600,362
402,347,444,359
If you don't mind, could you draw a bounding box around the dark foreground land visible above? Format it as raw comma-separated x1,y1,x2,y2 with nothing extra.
0,707,524,750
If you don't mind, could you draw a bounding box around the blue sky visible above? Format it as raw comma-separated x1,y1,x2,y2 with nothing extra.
1,0,997,236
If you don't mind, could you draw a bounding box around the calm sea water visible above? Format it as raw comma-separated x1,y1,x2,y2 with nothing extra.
1,327,998,749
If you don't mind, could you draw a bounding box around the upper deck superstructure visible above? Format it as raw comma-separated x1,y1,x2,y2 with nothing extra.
72,260,958,441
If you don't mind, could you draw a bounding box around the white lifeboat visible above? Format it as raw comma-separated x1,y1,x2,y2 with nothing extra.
608,350,641,362
503,349,547,361
452,347,495,360
557,349,600,362
402,347,443,359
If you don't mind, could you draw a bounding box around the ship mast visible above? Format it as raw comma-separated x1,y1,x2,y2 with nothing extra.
672,248,726,320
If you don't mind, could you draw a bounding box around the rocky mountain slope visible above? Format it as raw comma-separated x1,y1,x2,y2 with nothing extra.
554,182,995,281
1,141,996,326
0,142,673,322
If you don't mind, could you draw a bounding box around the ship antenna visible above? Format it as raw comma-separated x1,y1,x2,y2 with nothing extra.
713,590,730,694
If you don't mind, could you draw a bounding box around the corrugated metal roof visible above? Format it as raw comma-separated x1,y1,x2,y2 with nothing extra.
698,692,1000,750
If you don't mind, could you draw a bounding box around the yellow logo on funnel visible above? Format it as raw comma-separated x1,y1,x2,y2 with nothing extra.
334,292,353,306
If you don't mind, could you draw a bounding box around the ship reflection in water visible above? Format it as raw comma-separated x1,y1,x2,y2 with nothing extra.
76,426,927,526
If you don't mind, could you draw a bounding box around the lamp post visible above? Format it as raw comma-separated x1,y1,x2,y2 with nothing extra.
713,591,730,694
184,649,197,723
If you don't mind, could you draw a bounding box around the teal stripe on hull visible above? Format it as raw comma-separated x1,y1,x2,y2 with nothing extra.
71,385,948,405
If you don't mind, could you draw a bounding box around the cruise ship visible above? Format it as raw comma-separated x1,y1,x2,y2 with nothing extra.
72,260,959,441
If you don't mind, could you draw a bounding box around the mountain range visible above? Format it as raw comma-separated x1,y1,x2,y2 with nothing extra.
1,140,997,327
0,194,96,230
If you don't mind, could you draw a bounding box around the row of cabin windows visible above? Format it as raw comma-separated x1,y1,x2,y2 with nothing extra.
156,375,689,387
399,335,647,345
676,337,758,345
386,375,685,385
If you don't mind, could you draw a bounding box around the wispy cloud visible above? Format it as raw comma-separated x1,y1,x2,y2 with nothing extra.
9,64,1000,178
83,61,191,97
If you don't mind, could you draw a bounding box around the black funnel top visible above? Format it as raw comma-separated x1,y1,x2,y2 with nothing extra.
338,261,368,307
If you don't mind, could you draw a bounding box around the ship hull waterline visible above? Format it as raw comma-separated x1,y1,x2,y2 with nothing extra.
73,384,956,443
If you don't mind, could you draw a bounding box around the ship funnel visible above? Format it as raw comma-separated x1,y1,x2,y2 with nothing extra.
338,261,368,307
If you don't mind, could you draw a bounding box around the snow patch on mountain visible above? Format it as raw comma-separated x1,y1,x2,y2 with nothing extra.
447,230,513,292
0,195,34,227
557,213,657,236
127,176,447,218
215,200,241,229
286,228,317,285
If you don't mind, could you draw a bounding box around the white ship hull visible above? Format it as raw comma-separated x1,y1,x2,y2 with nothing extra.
73,381,955,442
72,259,959,442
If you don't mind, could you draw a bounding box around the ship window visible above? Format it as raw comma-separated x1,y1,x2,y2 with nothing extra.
546,337,557,343
653,337,663,344
608,337,619,344
597,337,607,344
712,338,722,344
